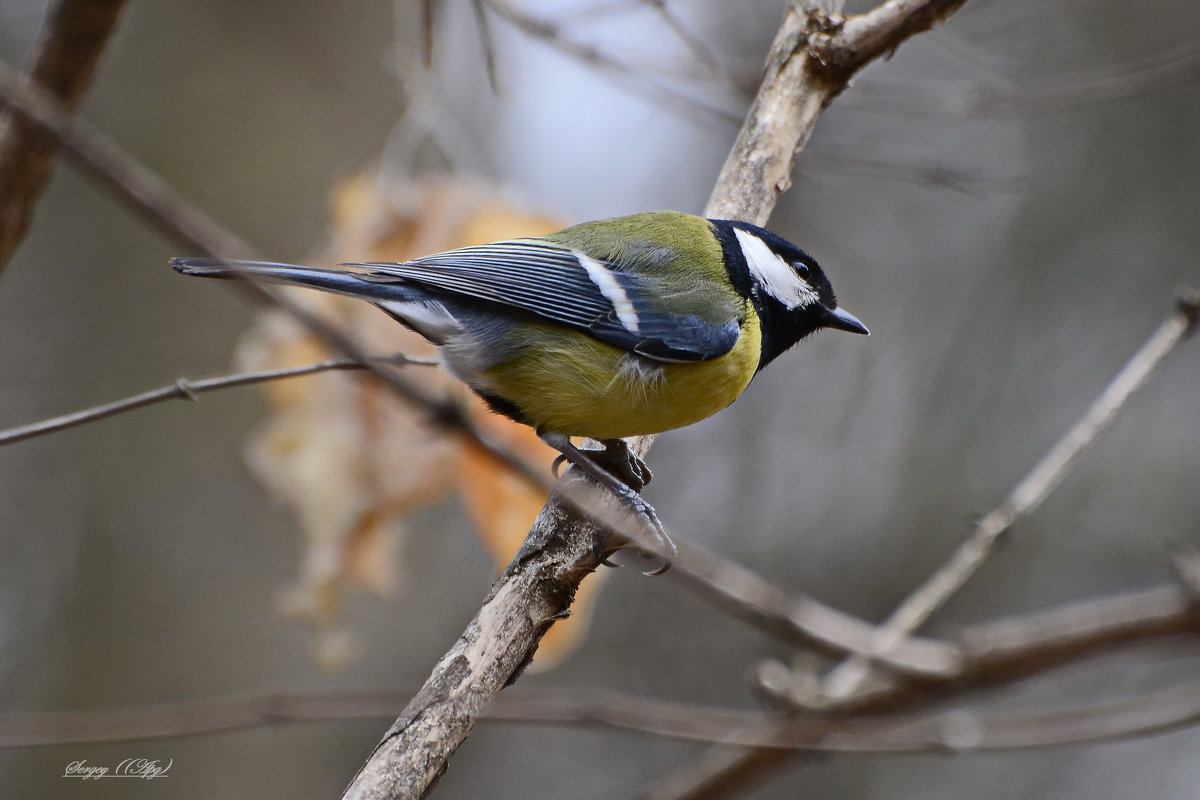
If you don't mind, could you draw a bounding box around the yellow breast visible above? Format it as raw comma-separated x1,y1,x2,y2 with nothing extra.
477,310,761,440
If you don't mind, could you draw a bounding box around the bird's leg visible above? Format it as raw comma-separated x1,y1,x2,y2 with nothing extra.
550,438,653,489
540,433,675,575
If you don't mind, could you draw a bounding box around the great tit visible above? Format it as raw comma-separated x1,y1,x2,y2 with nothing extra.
172,210,867,568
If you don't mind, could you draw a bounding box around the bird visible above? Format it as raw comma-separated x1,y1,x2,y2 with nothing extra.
172,210,868,572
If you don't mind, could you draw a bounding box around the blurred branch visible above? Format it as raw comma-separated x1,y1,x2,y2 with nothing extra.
821,289,1200,704
0,55,565,513
639,0,749,94
800,145,1021,197
0,355,437,447
848,43,1200,116
759,562,1200,710
0,689,413,747
482,0,743,124
0,0,127,275
470,0,501,93
419,0,437,68
10,676,1200,756
670,539,961,679
0,60,255,257
341,1,973,798
11,547,1200,744
645,291,1200,798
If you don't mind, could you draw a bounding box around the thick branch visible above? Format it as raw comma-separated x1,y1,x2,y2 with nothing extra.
0,0,127,274
706,0,969,221
342,1,974,797
0,60,564,502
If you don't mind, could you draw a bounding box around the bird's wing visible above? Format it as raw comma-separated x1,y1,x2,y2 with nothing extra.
349,239,740,363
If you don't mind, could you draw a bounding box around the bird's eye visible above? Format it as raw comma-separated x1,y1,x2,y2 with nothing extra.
794,262,811,280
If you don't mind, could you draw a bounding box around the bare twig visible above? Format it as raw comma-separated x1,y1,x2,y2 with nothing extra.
0,689,412,747
0,57,562,504
799,145,1020,197
640,0,748,94
483,0,743,125
10,679,1200,756
342,1,974,797
420,0,437,68
848,42,1200,117
0,355,436,447
758,571,1200,710
617,682,1200,754
670,539,962,680
470,0,501,93
821,289,1200,703
0,0,127,274
950,577,1200,688
9,571,1200,771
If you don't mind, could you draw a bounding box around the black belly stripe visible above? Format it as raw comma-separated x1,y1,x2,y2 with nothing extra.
477,390,527,426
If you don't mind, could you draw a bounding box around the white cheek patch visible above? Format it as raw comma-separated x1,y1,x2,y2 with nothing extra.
576,251,641,333
733,228,819,309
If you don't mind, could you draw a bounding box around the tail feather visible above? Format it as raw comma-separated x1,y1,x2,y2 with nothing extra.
170,257,416,302
171,257,461,343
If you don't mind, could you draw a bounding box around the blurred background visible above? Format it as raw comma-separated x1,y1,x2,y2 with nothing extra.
1,0,1199,798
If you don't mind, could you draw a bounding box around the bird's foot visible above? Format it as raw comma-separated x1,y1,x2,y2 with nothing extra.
588,438,653,491
587,491,676,575
541,434,674,575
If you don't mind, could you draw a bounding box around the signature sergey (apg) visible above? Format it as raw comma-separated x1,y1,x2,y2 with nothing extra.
62,758,172,780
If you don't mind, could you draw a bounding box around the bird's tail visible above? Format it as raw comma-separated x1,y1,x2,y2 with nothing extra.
170,258,415,302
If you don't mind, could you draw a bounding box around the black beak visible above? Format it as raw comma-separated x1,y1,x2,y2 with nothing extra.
821,305,870,335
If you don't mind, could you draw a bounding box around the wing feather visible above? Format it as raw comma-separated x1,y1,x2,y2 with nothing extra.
348,238,738,362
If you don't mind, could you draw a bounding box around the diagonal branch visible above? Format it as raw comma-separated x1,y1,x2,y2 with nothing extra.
821,289,1200,702
0,60,255,258
482,0,743,125
0,57,558,505
0,355,436,447
340,1,974,797
0,0,128,274
645,289,1200,800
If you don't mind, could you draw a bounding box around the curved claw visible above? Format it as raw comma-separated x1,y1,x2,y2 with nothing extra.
551,453,569,478
633,503,676,576
540,432,673,576
592,536,622,569
647,542,678,574
642,560,671,577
